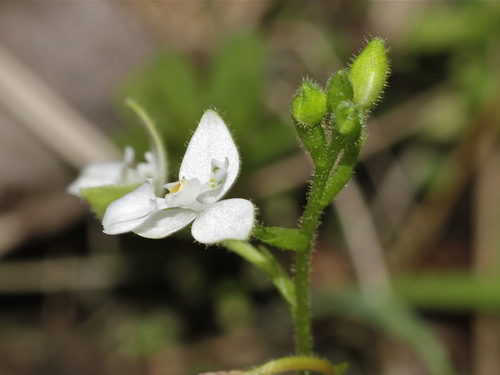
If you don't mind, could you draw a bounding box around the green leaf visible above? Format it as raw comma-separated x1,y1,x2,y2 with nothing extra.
253,224,308,252
241,356,345,375
395,272,500,311
80,184,141,219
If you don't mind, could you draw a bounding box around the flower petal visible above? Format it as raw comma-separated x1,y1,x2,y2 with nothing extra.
133,208,197,239
67,146,145,196
67,161,126,196
191,199,255,244
102,180,158,234
179,110,240,203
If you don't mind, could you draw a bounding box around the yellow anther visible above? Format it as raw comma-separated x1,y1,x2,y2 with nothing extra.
169,179,184,194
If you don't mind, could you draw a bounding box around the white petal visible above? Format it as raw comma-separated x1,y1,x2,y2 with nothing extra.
191,199,255,244
133,208,197,239
67,161,125,196
102,180,158,235
179,110,240,203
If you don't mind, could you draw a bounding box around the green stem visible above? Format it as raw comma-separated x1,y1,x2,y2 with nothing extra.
293,164,331,356
319,136,365,207
126,98,168,195
293,133,358,357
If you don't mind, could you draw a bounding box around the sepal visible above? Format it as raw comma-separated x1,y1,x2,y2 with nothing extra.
80,183,142,219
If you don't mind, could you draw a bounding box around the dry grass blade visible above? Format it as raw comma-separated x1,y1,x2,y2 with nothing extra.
387,96,500,270
0,43,119,168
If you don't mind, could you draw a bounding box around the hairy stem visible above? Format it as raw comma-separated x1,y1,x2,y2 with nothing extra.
126,98,168,194
293,163,331,356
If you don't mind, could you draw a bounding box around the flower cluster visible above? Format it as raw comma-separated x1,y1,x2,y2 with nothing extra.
69,110,255,244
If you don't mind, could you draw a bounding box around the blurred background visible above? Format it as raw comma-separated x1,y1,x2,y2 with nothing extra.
0,1,499,374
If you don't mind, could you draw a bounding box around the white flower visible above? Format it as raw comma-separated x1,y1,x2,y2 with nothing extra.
102,109,255,244
67,146,156,196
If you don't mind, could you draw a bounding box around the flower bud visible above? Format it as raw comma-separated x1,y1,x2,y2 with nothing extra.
336,101,363,139
349,38,389,110
291,80,327,126
326,69,354,113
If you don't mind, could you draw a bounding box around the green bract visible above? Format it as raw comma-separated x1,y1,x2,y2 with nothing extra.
349,38,389,110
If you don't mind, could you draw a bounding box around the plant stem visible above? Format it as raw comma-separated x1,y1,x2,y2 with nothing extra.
293,163,331,356
126,98,168,194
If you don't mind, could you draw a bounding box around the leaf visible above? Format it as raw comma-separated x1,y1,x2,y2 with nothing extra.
395,272,500,311
253,224,308,252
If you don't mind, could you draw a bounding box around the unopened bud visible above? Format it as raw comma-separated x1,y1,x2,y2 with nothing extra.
336,101,363,139
291,80,327,126
349,38,389,110
326,69,354,113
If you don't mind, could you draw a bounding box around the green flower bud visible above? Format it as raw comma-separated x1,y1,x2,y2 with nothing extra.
349,38,389,110
336,101,363,139
291,80,327,126
326,69,354,113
